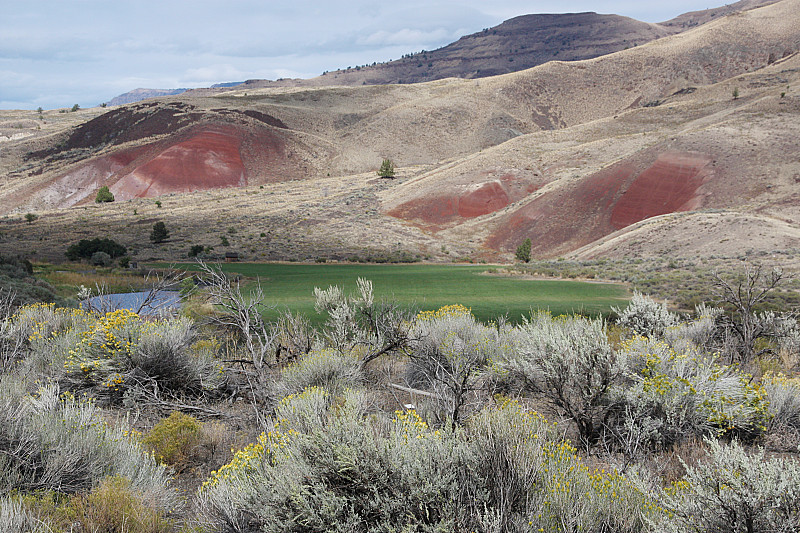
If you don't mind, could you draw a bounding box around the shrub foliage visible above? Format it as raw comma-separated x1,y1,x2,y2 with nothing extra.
3,270,800,531
65,237,127,261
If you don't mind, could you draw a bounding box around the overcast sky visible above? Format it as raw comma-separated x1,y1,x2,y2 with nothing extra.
1,1,719,110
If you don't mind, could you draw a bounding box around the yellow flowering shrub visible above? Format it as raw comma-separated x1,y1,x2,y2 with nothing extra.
615,336,770,445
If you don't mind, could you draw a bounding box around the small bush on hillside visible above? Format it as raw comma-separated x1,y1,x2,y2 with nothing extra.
95,185,115,203
515,238,531,263
150,221,169,244
90,250,112,266
377,158,395,178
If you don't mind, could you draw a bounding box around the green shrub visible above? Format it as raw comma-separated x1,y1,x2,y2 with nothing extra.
142,412,202,467
65,237,127,261
188,244,204,257
515,238,531,263
150,222,169,244
95,186,115,203
70,475,174,533
90,250,112,266
377,158,395,178
0,257,60,310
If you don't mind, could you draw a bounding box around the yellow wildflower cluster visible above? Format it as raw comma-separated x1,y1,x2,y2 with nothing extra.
280,385,329,409
393,409,440,441
700,374,770,435
763,371,800,388
103,372,125,390
416,304,473,322
283,349,357,382
622,336,770,435
15,303,89,343
201,423,298,492
64,309,145,378
191,337,221,355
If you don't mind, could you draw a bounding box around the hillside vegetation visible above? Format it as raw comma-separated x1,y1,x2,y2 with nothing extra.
2,264,800,531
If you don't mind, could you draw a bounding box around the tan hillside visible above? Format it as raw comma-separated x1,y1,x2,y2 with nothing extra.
1,0,799,263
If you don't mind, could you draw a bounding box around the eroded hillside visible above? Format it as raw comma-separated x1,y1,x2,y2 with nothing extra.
1,0,799,263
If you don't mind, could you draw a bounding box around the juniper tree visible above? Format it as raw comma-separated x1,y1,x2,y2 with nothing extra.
377,159,396,178
150,221,169,244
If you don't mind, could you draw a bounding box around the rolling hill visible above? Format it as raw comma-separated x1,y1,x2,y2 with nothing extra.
0,0,799,264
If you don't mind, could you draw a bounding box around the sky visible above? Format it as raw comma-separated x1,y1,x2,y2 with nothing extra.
1,1,721,110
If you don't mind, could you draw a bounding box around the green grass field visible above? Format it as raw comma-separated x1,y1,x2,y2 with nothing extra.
174,263,630,323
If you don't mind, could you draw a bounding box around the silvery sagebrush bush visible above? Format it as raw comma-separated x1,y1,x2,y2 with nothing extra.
198,391,662,533
762,372,800,432
491,312,623,447
613,292,678,339
277,348,362,399
0,498,44,533
609,336,770,451
314,278,412,367
16,307,227,404
664,303,722,353
406,305,500,427
654,438,800,533
0,377,176,512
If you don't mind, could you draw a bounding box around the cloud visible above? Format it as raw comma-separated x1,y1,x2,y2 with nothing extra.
358,28,453,47
1,0,718,109
181,65,249,84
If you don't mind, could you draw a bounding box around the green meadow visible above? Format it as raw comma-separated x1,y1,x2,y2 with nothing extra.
174,263,630,323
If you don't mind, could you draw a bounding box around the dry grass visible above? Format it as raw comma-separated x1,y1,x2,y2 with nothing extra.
40,268,150,295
